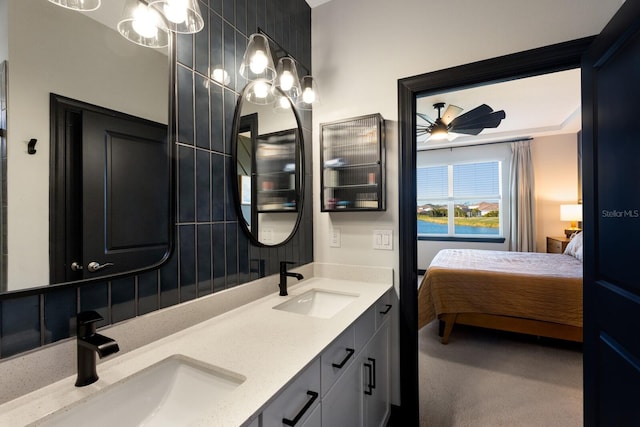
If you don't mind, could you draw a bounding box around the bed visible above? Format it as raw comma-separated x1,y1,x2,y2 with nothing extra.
418,242,583,344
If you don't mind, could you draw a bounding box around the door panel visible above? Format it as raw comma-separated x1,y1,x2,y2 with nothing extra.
82,111,169,279
582,1,640,425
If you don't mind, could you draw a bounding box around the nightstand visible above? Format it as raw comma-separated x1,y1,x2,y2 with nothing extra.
546,236,571,253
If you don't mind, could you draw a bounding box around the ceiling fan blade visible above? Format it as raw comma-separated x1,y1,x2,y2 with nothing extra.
449,110,506,134
447,104,493,129
441,104,463,126
416,112,434,125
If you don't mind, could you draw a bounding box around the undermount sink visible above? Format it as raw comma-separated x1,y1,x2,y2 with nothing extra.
35,355,245,427
273,288,359,319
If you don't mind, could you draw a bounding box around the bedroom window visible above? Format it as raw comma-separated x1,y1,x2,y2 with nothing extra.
417,161,503,238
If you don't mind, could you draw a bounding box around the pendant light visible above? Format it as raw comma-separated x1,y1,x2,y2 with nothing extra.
148,0,204,34
274,57,301,101
244,79,276,106
118,0,169,48
48,0,101,12
240,34,277,82
296,76,320,110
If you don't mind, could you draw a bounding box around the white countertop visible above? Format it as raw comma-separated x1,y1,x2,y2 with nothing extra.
0,277,392,426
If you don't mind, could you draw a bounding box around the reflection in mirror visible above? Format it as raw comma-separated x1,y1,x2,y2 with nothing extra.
233,81,304,246
0,0,170,293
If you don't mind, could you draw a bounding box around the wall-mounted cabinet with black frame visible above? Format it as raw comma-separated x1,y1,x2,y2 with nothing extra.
321,113,385,212
255,128,300,213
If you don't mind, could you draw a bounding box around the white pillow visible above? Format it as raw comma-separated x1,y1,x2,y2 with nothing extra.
563,231,583,261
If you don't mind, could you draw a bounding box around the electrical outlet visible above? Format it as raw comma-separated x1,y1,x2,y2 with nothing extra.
373,229,393,250
330,228,341,247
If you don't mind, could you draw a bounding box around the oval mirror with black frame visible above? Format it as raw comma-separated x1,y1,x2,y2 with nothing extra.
0,0,173,294
232,80,305,247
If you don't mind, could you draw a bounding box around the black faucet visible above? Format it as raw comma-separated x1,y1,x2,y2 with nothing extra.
75,311,120,387
279,261,304,296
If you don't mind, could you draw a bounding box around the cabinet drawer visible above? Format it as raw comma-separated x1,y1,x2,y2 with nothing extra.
375,289,394,329
321,327,355,396
262,358,321,427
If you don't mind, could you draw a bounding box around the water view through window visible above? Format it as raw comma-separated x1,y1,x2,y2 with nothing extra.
417,162,501,237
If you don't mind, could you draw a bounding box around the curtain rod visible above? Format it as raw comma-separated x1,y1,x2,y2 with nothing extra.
418,137,533,152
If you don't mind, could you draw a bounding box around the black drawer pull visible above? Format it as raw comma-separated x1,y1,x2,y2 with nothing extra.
282,390,319,426
380,304,392,315
368,357,377,389
364,362,374,395
332,348,355,369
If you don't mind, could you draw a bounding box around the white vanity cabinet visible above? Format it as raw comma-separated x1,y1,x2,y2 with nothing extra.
261,358,321,426
256,288,394,427
321,289,394,427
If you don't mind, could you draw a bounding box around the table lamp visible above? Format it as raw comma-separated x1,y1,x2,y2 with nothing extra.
560,204,583,237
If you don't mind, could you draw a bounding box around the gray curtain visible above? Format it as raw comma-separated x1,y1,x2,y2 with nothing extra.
509,140,536,252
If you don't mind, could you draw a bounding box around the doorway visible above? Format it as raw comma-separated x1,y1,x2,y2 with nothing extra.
397,37,594,425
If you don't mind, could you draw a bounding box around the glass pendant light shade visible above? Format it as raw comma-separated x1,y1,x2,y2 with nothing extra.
275,57,301,101
273,88,294,113
48,0,101,12
149,0,204,34
296,76,320,110
118,0,169,48
245,79,277,105
240,34,277,82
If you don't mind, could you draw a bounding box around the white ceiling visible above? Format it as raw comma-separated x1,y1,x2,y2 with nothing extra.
416,68,581,150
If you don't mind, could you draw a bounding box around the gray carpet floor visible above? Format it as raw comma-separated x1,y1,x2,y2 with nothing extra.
418,321,583,427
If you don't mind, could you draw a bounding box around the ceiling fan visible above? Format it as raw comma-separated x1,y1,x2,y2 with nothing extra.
416,102,506,142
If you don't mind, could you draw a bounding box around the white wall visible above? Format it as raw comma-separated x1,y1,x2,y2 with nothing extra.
312,0,622,285
532,133,580,250
6,0,167,290
312,0,622,407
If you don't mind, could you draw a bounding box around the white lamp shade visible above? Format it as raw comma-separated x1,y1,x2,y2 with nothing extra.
560,204,583,222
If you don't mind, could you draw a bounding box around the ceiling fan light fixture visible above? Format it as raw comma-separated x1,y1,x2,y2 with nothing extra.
430,124,449,140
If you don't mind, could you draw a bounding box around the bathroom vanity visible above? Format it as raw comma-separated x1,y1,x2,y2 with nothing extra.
0,272,394,426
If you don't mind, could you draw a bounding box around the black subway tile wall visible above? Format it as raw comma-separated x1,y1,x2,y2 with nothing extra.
0,0,312,359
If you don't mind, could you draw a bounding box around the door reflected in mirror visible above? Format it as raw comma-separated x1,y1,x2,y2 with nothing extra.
233,80,304,246
0,0,171,293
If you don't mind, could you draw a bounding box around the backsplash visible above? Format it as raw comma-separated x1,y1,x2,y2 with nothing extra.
0,0,312,359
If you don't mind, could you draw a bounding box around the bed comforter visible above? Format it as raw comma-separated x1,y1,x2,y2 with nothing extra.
418,249,583,330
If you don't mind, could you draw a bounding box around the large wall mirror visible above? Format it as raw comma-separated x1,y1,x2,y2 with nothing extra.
0,0,172,294
232,80,304,246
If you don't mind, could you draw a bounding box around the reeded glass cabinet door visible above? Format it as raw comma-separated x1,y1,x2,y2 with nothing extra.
320,113,386,212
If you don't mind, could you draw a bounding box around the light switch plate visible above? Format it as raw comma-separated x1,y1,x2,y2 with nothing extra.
373,229,393,250
330,228,341,248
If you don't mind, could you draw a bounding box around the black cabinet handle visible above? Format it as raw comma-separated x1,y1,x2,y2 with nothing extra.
364,362,374,395
331,348,355,369
368,357,377,389
282,390,319,426
380,304,392,315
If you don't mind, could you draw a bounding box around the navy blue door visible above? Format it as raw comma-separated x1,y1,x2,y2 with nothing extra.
582,2,640,425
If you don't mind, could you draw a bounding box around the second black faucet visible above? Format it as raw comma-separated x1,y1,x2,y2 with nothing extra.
279,261,304,296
